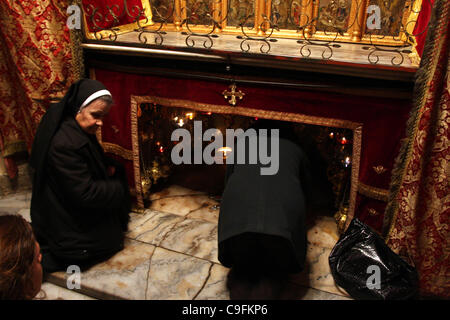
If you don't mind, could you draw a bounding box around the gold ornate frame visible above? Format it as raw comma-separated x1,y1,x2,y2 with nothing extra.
145,0,423,47
129,95,363,231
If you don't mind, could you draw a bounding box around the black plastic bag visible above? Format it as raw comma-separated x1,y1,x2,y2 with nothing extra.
329,218,419,300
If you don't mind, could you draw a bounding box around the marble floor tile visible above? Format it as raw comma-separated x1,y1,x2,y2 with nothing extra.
17,208,31,222
47,239,156,300
0,209,20,216
159,218,219,263
149,184,206,201
281,282,352,300
149,194,219,217
0,198,30,211
37,282,96,300
146,247,212,300
186,203,220,224
195,263,230,300
7,183,353,300
307,216,340,249
126,210,185,246
0,191,29,202
290,244,350,297
287,215,350,298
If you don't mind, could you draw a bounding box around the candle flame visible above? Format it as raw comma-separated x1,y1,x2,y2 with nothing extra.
218,147,232,157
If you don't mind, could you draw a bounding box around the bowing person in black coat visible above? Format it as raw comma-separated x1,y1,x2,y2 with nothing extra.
218,120,312,299
30,79,130,273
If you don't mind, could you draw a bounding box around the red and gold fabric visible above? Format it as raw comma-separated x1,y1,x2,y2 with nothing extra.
0,0,74,176
384,0,449,298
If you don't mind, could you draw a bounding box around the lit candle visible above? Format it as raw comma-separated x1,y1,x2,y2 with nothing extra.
186,112,194,120
218,147,232,158
344,156,351,167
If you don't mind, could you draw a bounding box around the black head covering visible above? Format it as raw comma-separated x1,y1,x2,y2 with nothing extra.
29,79,111,189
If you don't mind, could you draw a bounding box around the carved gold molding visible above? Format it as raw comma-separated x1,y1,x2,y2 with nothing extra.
130,96,145,208
69,0,85,81
102,142,134,161
358,181,390,202
130,95,363,226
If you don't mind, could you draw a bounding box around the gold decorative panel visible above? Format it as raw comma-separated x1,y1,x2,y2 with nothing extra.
226,0,255,27
316,0,352,32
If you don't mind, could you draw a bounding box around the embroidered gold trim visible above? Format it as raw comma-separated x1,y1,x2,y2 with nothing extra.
358,182,390,202
383,0,446,239
131,95,363,218
131,97,145,208
132,96,363,129
69,1,85,81
344,125,362,231
102,142,134,161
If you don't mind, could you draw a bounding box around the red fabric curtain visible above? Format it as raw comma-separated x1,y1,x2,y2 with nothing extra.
93,68,412,233
0,0,74,177
384,0,449,298
413,0,435,57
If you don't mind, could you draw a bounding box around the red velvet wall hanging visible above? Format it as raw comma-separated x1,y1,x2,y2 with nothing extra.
93,68,412,233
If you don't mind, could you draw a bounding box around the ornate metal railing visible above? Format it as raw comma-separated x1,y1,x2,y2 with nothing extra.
78,0,431,66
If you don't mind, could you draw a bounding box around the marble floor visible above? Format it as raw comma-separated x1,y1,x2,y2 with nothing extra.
0,186,351,300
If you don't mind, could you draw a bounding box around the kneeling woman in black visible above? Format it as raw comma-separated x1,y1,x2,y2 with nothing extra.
30,79,130,273
218,120,313,299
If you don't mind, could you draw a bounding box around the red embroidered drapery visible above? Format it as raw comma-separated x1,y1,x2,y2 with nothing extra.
0,0,74,177
384,0,449,298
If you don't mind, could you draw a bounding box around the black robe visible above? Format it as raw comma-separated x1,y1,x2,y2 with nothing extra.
218,129,312,273
30,116,130,272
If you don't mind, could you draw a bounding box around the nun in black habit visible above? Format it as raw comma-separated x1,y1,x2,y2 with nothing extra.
218,120,315,299
30,79,130,273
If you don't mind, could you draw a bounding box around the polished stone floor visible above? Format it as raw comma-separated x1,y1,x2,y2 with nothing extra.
0,187,351,300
